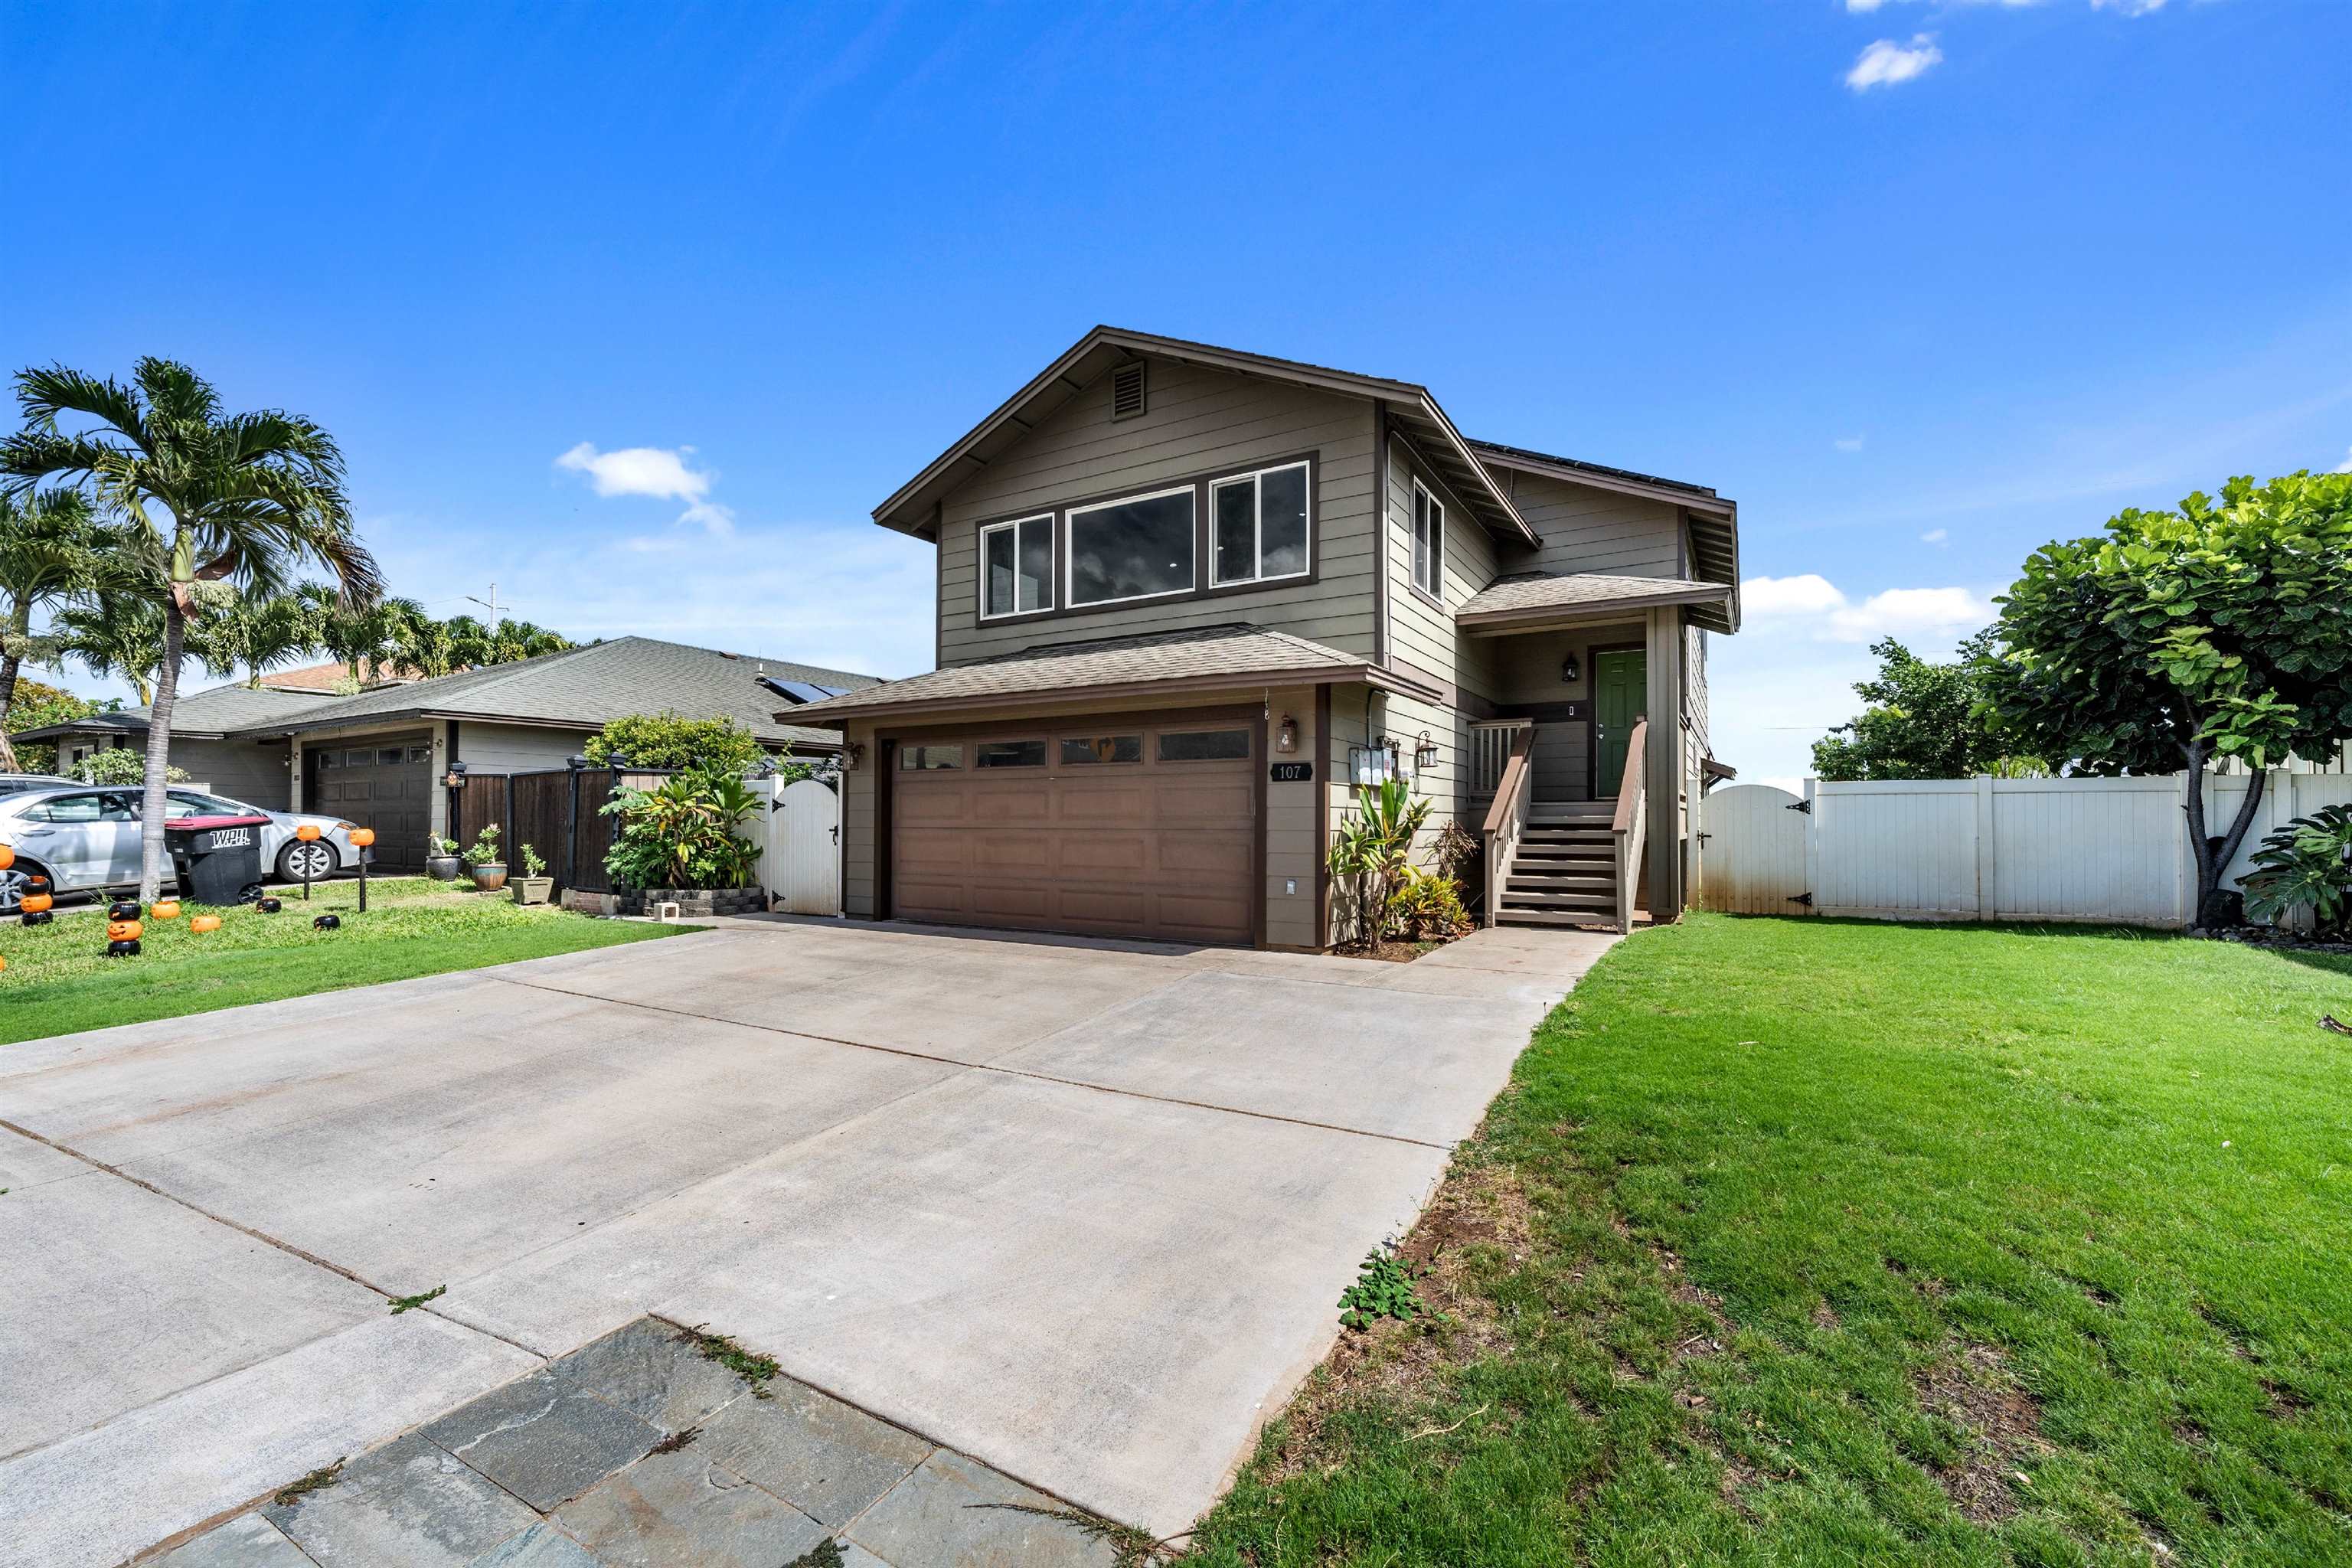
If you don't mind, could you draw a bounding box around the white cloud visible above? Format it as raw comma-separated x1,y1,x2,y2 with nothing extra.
1742,573,1990,641
1844,0,1889,10
1834,435,1866,452
2334,446,2351,473
557,442,737,537
2090,0,2165,12
1847,34,1942,90
1921,528,1949,544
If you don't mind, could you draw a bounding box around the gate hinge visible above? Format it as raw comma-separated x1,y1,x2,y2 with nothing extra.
1788,891,1815,906
1785,799,1812,814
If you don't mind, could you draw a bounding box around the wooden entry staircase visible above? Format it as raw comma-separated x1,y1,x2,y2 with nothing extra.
1481,717,1648,934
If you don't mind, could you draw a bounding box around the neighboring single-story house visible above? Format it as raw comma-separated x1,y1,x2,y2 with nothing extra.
20,637,878,871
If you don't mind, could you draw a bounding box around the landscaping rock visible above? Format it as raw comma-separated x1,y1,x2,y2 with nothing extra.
617,887,767,917
554,1446,828,1567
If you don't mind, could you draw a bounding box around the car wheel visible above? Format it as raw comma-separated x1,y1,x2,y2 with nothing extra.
276,840,337,884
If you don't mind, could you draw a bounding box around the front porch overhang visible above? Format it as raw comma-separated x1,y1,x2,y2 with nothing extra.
1455,573,1735,638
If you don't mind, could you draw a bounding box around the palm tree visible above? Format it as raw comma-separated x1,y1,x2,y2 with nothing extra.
53,594,172,705
447,612,571,668
302,585,420,688
195,590,324,688
2,359,380,899
390,601,460,679
0,489,108,769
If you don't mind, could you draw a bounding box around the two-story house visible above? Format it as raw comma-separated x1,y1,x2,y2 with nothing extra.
783,327,1740,950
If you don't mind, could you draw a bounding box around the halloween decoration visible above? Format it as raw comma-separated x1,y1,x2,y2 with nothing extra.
109,900,140,920
106,939,140,958
256,897,283,913
312,913,341,930
19,910,50,926
190,914,222,934
152,900,181,920
295,823,322,900
349,826,375,911
20,892,53,915
0,843,14,870
107,919,144,942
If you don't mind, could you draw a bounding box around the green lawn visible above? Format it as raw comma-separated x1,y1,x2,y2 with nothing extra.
1186,915,2352,1567
0,877,690,1044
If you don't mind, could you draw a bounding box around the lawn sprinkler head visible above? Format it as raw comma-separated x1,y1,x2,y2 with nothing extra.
108,900,140,920
312,913,341,931
106,938,141,958
19,909,52,926
256,897,283,913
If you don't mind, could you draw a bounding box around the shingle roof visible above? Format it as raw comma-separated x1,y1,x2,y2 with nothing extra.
226,637,884,748
1455,572,1734,624
13,683,342,742
779,624,1419,723
1465,438,1719,501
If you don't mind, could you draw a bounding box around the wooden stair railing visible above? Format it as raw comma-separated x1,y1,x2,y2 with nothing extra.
1611,717,1648,935
1480,726,1535,929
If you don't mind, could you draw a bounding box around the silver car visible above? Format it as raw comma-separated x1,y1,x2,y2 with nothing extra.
0,786,362,911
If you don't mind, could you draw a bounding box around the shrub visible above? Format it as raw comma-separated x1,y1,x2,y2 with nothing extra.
70,749,191,785
1328,779,1430,949
462,823,502,867
584,711,763,774
518,842,547,877
1390,867,1470,941
601,766,763,890
2239,805,2352,936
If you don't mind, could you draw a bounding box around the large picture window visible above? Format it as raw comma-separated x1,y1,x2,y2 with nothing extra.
1066,486,1195,606
1411,482,1445,599
980,513,1053,619
1210,462,1310,586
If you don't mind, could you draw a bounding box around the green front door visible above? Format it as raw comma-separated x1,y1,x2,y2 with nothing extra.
1594,650,1646,796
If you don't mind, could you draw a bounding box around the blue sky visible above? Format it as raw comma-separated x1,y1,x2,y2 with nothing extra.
5,0,2347,786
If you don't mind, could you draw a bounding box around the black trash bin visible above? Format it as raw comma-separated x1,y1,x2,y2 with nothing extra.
164,813,270,906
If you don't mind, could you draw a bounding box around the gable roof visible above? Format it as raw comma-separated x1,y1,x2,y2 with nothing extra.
1458,571,1737,634
776,624,1439,724
13,683,343,743
872,325,1538,548
1468,438,1740,618
224,637,884,749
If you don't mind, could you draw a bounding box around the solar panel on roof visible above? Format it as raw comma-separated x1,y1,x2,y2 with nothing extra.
760,678,850,705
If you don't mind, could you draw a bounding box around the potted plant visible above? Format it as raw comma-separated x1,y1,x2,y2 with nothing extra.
462,824,508,893
424,835,462,882
511,842,553,906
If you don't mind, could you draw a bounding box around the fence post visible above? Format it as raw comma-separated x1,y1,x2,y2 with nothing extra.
565,759,582,891
1974,775,1995,920
1802,778,1821,915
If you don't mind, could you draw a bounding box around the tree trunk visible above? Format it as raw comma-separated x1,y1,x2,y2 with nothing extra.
0,599,27,773
140,603,186,903
2183,739,2267,930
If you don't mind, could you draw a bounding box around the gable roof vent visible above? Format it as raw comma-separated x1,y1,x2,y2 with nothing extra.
1109,360,1147,420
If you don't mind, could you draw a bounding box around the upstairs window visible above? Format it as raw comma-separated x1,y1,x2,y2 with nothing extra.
1067,486,1195,606
980,513,1054,619
1210,462,1311,586
1411,482,1445,599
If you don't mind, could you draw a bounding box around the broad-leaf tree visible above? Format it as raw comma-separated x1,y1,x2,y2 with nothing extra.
0,489,108,769
1812,632,2043,781
1979,471,2352,927
1,359,381,900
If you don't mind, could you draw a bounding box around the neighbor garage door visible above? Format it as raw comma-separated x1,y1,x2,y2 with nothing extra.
889,712,1257,944
309,735,433,871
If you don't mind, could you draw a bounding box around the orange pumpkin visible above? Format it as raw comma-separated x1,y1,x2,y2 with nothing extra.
348,827,376,848
152,900,181,920
107,919,143,942
0,955,8,972
295,823,322,842
190,914,222,933
0,842,14,870
19,892,51,915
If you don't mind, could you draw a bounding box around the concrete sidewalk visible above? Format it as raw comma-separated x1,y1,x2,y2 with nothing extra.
0,920,1618,1566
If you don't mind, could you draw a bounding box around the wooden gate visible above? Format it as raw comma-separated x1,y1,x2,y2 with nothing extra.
1699,784,1811,915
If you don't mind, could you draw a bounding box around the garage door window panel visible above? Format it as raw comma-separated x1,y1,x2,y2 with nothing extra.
1060,734,1142,766
901,744,964,770
1157,729,1251,763
975,740,1047,768
1067,487,1195,607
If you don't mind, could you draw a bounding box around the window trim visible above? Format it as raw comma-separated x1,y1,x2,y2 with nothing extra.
1063,482,1200,609
1410,480,1445,603
977,511,1056,622
1209,460,1314,588
960,451,1321,632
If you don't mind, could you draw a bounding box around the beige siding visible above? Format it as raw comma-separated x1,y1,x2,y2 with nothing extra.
1263,684,1320,949
1381,441,1501,703
935,357,1380,665
1494,469,1684,580
456,721,596,775
843,718,878,917
172,737,293,810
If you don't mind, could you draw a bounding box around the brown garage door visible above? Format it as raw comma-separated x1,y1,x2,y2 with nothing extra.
308,735,433,871
889,712,1257,944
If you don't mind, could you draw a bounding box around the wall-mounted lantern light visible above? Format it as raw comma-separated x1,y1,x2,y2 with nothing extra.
443,760,469,789
1275,715,1299,754
840,741,866,771
1413,730,1440,773
1560,652,1582,684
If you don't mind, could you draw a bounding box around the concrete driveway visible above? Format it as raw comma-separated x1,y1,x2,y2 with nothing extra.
0,918,1614,1566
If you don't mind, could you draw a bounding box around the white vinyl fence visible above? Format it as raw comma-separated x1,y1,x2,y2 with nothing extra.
1700,771,2352,928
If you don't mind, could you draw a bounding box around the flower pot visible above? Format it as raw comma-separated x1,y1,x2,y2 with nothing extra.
511,874,554,906
425,855,462,882
469,862,509,893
